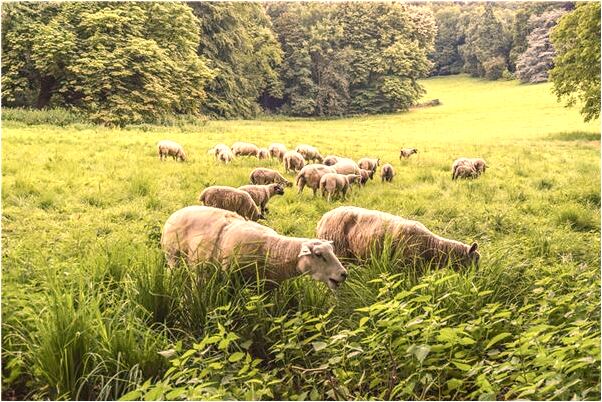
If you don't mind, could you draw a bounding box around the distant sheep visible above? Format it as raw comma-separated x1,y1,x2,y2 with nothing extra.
269,143,288,161
208,144,230,159
239,183,285,215
316,206,480,269
319,173,361,202
296,144,323,163
232,142,260,157
249,168,292,187
158,140,187,162
161,206,348,289
358,158,380,174
283,150,305,173
452,157,487,180
333,158,361,175
296,164,336,196
218,149,234,164
323,155,342,166
381,163,395,182
400,148,418,159
199,186,263,221
258,148,270,160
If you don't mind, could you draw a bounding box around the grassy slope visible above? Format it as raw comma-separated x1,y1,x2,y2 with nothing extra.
2,76,600,400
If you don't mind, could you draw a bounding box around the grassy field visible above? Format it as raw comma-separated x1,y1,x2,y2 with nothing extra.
2,75,600,400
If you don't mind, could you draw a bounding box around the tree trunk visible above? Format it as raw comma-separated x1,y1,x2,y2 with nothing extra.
36,76,56,109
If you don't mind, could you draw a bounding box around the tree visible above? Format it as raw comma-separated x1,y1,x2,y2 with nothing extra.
549,2,601,121
430,6,465,76
1,2,212,126
516,9,567,83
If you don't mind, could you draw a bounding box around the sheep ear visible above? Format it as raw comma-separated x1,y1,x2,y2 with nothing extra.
298,244,312,257
469,242,478,254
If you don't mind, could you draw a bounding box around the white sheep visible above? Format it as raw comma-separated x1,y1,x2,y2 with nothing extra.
319,173,361,202
269,143,288,161
296,164,337,196
218,148,234,164
323,155,342,166
381,163,395,182
232,142,260,157
258,148,270,160
238,183,285,215
358,157,380,174
199,186,263,221
332,158,361,175
249,168,292,187
158,140,187,162
400,148,418,159
295,144,323,163
452,157,486,180
283,150,306,173
208,144,230,159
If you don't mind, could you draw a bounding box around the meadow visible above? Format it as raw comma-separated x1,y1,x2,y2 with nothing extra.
1,76,600,400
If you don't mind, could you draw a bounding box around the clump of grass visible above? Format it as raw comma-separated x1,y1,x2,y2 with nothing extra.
556,205,598,232
81,193,105,207
2,107,89,127
536,178,554,190
128,174,155,198
547,131,600,141
13,177,40,198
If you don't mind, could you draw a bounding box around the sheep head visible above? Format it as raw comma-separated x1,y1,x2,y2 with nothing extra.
297,240,348,290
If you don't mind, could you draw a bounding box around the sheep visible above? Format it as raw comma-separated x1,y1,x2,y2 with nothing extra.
451,157,486,180
358,157,380,174
471,158,487,174
323,155,342,166
283,150,305,173
199,186,263,221
218,148,234,164
249,168,292,187
295,144,323,163
332,158,361,175
158,140,187,162
238,183,285,215
232,142,260,157
269,143,288,161
208,144,230,159
316,206,480,269
400,148,418,159
160,206,348,289
319,173,361,202
296,164,337,196
381,163,395,182
359,169,372,186
258,148,270,160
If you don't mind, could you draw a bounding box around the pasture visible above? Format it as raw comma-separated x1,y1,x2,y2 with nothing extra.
2,76,600,400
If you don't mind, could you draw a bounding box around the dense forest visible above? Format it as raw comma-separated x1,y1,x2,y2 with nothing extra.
1,1,599,124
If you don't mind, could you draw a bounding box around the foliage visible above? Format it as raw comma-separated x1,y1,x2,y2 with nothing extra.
430,5,465,76
550,2,601,122
1,2,212,126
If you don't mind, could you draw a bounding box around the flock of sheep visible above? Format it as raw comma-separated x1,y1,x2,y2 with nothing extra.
157,139,486,290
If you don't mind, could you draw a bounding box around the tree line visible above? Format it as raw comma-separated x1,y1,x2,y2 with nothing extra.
1,1,599,125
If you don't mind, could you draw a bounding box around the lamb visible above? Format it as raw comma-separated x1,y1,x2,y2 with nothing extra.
158,140,187,162
359,169,372,186
269,143,288,161
283,150,305,173
451,157,486,180
218,148,234,164
249,168,292,187
358,157,380,174
381,163,395,182
238,183,285,215
258,148,270,160
295,144,323,163
323,155,342,166
232,142,260,157
208,144,230,159
471,158,487,174
332,158,361,175
400,148,418,159
161,206,348,289
296,164,337,196
319,173,361,202
316,206,480,269
199,186,263,221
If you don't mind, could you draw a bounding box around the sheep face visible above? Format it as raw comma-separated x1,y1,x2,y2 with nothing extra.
273,184,285,195
449,242,480,270
297,241,347,290
178,151,187,162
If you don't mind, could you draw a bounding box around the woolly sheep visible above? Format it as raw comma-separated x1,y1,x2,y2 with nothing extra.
316,206,480,269
333,158,361,175
269,143,288,161
283,150,305,173
296,164,337,196
381,163,395,182
161,206,348,289
452,157,486,180
295,144,323,163
359,169,372,186
208,144,230,159
400,148,418,159
218,148,234,164
199,186,263,221
319,173,361,202
249,168,292,187
323,155,342,166
232,142,260,157
258,148,270,160
158,140,187,162
358,157,380,174
238,183,285,215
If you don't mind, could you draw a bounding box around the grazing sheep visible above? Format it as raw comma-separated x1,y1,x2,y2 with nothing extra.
269,143,288,161
232,142,260,157
319,173,361,202
239,183,285,215
158,140,187,162
359,169,372,186
333,158,361,175
471,158,487,174
400,148,418,159
249,168,292,187
283,150,305,173
451,157,486,180
381,163,395,182
296,164,337,196
218,149,234,164
258,148,270,160
199,186,263,221
208,144,230,159
296,144,323,163
161,206,348,289
358,158,380,174
323,155,342,166
316,206,480,269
